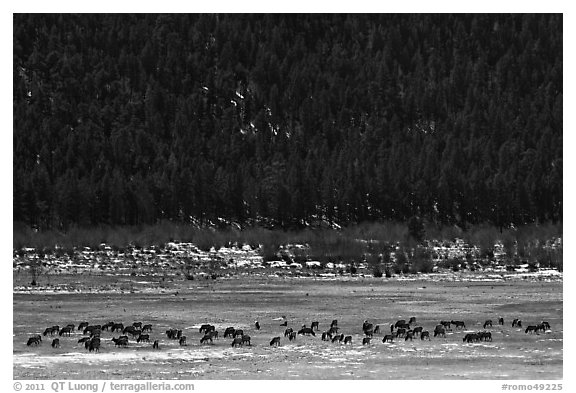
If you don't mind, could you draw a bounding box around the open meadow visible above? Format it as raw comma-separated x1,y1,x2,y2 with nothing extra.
13,273,562,380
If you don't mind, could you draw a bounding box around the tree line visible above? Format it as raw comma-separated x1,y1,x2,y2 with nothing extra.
13,14,562,231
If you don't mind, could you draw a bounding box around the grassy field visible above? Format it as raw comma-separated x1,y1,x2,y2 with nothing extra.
13,273,562,379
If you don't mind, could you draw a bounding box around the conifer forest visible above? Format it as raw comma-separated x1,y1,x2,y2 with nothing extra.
13,14,562,232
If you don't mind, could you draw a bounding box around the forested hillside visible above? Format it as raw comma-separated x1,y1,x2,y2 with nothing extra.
13,14,562,231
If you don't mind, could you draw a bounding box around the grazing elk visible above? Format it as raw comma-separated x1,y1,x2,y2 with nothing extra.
179,336,187,346
78,337,91,344
78,322,89,332
231,337,243,347
122,326,140,337
322,332,332,341
463,333,479,343
137,334,150,343
405,331,414,341
434,325,446,338
199,324,213,334
102,322,114,331
27,335,42,346
483,320,493,329
327,326,339,335
88,338,100,352
84,325,101,335
241,335,251,346
166,329,179,339
111,323,124,333
112,337,129,347
343,335,353,345
412,326,423,336
525,325,538,334
451,320,466,329
142,324,153,333
440,321,452,330
409,317,417,324
332,334,344,343
311,321,319,331
152,340,159,349
59,326,73,336
234,329,244,338
362,320,373,332
51,338,60,348
394,320,407,328
421,331,430,340
362,337,371,345
479,331,492,341
200,334,215,344
224,327,236,338
288,332,296,341
373,325,381,334
395,328,407,338
270,337,281,346
330,320,338,328
382,334,394,343
298,327,315,336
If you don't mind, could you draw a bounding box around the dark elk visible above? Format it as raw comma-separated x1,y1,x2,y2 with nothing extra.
332,334,344,343
382,334,394,343
421,331,430,340
343,335,353,345
298,327,315,336
483,320,493,329
59,326,73,336
224,327,236,338
51,339,60,348
270,337,281,346
199,324,214,334
311,321,319,331
284,328,293,337
362,320,373,333
255,321,260,330
434,325,446,338
27,335,42,346
112,337,128,347
241,335,252,346
451,320,466,329
137,334,150,343
498,317,504,325
394,320,407,328
362,337,371,345
231,338,243,347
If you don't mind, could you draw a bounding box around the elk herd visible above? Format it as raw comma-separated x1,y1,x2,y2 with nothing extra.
24,315,553,353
